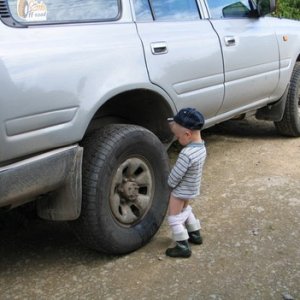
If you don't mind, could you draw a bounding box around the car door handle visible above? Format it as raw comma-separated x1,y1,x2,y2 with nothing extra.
150,42,168,55
224,36,236,46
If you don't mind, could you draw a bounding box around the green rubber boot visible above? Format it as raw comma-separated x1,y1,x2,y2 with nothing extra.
165,240,191,258
188,230,203,245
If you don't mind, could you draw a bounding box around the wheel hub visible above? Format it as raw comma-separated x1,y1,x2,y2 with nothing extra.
110,157,153,225
118,179,139,201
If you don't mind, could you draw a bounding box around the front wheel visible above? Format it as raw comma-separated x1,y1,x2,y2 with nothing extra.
275,62,300,137
70,124,170,254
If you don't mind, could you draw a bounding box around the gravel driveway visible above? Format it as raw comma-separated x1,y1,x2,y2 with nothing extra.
0,118,299,300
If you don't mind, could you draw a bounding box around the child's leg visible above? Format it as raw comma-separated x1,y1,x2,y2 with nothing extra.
168,194,186,215
166,195,191,258
183,205,201,229
183,205,202,245
168,195,188,241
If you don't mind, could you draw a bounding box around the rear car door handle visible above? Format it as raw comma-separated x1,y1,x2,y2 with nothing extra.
150,42,168,55
224,36,236,46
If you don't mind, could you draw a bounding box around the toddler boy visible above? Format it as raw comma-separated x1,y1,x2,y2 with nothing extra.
166,108,207,258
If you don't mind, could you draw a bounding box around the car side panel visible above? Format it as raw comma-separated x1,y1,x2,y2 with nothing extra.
209,18,280,114
0,21,149,163
136,20,225,120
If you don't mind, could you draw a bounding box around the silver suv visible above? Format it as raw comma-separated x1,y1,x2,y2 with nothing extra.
0,0,300,254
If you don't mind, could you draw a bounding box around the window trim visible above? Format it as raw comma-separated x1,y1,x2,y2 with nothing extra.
0,0,122,28
147,0,155,20
148,0,156,20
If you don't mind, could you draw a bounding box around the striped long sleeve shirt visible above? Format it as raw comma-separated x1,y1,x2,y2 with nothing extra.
168,142,206,199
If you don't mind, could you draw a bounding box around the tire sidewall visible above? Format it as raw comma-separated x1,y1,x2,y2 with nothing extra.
290,64,300,130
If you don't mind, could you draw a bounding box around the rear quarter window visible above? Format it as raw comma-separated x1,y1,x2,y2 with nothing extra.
7,0,120,24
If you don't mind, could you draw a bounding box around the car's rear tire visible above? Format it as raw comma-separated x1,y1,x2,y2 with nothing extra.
70,124,170,254
275,62,300,137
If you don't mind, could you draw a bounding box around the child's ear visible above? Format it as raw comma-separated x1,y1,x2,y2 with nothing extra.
186,130,192,137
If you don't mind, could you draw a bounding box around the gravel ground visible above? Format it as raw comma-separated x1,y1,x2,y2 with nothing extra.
0,118,299,300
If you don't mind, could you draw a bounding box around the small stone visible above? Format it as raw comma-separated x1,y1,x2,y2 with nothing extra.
257,207,265,213
282,292,294,300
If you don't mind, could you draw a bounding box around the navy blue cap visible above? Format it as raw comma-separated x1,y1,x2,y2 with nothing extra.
169,108,205,130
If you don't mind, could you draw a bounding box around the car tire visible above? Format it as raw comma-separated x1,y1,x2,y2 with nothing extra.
275,62,300,137
70,124,170,254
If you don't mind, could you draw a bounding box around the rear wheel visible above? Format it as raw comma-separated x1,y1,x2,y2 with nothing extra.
71,124,170,254
275,62,300,137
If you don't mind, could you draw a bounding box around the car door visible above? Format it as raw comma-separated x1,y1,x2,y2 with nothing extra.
132,0,225,120
206,0,280,114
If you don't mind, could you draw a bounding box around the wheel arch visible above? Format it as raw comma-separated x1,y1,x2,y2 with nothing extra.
84,88,175,144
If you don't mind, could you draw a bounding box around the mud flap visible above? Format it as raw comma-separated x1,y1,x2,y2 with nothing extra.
36,147,83,221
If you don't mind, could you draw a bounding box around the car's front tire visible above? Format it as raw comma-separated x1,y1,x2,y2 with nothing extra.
275,62,300,137
71,124,170,254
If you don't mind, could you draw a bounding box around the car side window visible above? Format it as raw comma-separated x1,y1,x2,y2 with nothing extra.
150,0,200,21
7,0,120,24
206,0,253,19
133,0,153,21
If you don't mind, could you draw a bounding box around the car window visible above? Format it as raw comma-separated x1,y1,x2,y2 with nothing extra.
133,0,153,21
150,0,200,21
7,0,120,23
206,0,252,19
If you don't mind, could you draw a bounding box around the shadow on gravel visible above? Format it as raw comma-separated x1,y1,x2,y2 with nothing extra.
0,209,116,270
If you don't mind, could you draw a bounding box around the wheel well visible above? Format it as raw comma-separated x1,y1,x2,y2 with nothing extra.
86,89,174,144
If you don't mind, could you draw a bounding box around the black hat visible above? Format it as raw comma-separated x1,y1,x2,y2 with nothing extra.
169,108,205,130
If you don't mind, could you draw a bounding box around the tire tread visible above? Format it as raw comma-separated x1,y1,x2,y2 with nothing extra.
275,62,300,137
